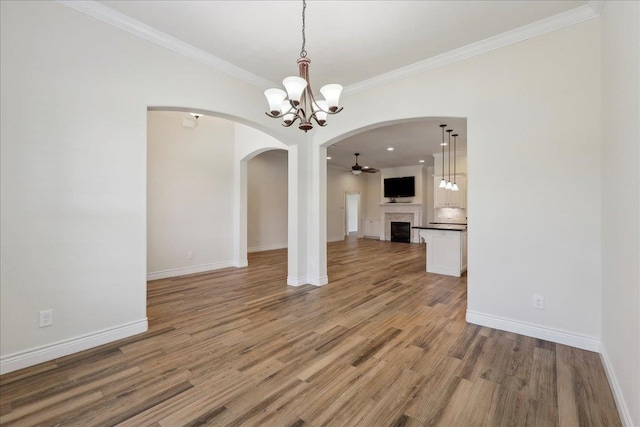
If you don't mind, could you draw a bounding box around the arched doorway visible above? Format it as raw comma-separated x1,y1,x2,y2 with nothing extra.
146,109,289,280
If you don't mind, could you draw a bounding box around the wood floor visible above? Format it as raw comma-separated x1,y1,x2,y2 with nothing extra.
0,238,621,426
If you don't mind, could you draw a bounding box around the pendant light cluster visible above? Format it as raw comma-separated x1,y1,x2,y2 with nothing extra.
264,0,343,132
438,124,459,192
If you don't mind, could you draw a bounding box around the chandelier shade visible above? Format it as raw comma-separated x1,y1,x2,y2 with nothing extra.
264,0,343,132
265,88,287,115
282,76,307,105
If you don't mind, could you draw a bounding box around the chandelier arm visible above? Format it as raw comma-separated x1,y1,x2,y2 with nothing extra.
311,115,328,127
281,115,301,128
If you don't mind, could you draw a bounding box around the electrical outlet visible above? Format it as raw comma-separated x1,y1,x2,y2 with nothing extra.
39,309,53,327
533,294,544,310
188,251,194,260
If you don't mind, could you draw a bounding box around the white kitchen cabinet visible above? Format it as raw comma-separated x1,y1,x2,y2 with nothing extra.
434,174,466,208
362,218,380,238
417,227,467,277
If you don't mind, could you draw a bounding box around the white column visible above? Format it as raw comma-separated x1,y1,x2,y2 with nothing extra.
287,138,328,287
287,143,306,285
307,144,328,285
232,158,248,267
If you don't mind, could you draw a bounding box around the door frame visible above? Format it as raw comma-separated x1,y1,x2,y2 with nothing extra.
344,191,362,238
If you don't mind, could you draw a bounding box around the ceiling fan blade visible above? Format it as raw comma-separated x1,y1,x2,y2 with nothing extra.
363,168,379,173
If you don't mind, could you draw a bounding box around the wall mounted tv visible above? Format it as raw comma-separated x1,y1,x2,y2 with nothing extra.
384,176,415,198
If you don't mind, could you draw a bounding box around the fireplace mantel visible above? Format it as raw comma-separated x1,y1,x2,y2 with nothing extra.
378,203,423,243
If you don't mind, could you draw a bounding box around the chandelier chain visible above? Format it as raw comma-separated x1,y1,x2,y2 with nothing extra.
300,0,307,58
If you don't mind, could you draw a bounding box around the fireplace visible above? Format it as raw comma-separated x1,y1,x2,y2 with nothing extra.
391,221,411,243
379,202,422,243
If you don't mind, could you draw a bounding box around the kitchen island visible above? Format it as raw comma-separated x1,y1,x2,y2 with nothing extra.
413,225,467,277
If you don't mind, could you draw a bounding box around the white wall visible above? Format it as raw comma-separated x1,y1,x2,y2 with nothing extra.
363,172,382,220
0,1,293,372
600,2,640,425
147,112,235,278
314,20,603,349
248,150,288,252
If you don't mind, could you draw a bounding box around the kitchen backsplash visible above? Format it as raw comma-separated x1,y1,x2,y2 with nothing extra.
435,208,467,224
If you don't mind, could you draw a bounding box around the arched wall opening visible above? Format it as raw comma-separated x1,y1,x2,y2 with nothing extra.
146,109,289,281
246,150,289,255
318,116,468,273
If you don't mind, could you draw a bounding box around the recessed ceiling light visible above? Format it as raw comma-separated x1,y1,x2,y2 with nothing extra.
326,156,332,160
387,147,394,151
363,166,369,169
419,160,425,163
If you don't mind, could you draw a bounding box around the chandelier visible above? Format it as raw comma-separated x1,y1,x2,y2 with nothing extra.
264,0,343,132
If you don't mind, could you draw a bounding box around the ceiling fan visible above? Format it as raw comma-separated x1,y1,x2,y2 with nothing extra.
351,153,378,175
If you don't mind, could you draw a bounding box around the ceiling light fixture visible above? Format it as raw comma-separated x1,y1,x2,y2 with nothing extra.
452,134,459,191
419,160,425,163
446,129,453,190
439,124,447,188
351,153,378,175
387,147,394,151
264,0,343,132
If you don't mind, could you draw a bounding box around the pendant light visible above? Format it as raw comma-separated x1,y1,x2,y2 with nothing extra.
452,133,459,191
438,124,447,188
446,129,453,190
264,0,343,132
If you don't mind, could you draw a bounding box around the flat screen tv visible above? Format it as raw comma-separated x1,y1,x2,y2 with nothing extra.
384,176,415,198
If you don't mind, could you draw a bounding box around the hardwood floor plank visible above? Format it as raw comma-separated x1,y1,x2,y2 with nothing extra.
530,346,560,426
0,238,622,426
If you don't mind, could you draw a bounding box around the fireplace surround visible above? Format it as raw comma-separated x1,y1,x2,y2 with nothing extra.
379,203,422,243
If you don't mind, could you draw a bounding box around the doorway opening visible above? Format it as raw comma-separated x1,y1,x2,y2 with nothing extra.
345,192,360,237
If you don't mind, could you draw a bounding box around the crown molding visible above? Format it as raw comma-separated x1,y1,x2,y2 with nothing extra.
57,1,276,89
588,1,604,15
59,1,603,96
344,4,601,96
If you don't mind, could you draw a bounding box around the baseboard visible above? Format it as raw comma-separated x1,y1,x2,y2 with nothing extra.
287,276,305,287
247,243,287,253
599,345,635,427
287,276,328,287
233,259,248,268
307,275,328,287
0,318,148,375
327,236,345,243
147,261,234,280
466,310,600,352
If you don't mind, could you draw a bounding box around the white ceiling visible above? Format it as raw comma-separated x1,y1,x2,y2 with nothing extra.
327,118,466,171
91,0,593,170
